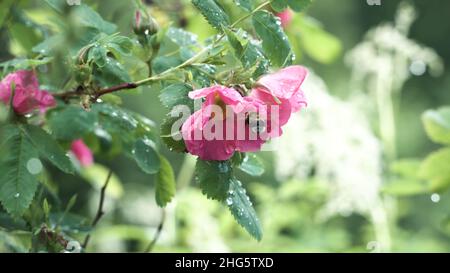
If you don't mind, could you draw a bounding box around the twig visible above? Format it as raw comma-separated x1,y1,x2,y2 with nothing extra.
144,209,166,253
82,170,113,249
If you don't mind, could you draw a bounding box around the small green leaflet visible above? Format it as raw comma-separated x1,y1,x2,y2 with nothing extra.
226,178,263,241
195,160,234,201
133,139,161,174
252,10,293,67
155,155,176,207
160,113,187,153
238,154,264,177
224,28,269,78
159,83,194,110
192,0,230,30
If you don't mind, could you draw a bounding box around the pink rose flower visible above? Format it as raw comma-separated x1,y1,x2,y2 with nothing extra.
181,86,266,161
71,139,94,167
0,70,56,115
276,9,293,29
250,65,308,136
181,66,308,161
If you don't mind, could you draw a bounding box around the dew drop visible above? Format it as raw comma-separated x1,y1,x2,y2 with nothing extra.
431,193,440,203
226,197,233,206
27,158,43,175
14,193,20,198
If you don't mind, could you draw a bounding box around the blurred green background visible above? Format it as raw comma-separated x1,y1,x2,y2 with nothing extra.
1,0,450,252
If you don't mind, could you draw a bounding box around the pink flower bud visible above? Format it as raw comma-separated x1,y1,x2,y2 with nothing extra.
71,139,94,167
276,9,293,29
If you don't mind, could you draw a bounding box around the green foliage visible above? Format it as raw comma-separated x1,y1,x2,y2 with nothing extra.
226,178,263,241
22,125,74,174
192,0,230,29
422,107,450,145
195,159,262,240
234,0,254,12
48,106,98,141
272,0,313,13
238,154,265,177
0,0,347,250
133,139,161,174
155,155,176,207
293,16,342,64
159,83,194,110
252,10,293,67
0,126,39,218
419,148,450,192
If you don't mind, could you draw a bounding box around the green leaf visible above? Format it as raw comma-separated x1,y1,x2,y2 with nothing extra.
195,160,234,201
0,0,14,28
108,36,134,57
234,0,253,11
47,106,98,141
94,57,131,87
166,27,199,48
159,83,194,110
252,10,293,67
271,0,288,12
80,164,123,198
224,28,269,78
226,179,263,241
239,154,264,176
44,0,66,13
391,159,422,179
155,155,176,207
21,125,75,174
382,179,429,196
0,126,39,218
90,45,108,67
422,107,450,145
133,139,161,174
192,0,230,29
160,113,187,153
288,0,313,12
195,159,262,240
0,57,53,72
72,4,117,34
419,148,450,192
296,16,342,64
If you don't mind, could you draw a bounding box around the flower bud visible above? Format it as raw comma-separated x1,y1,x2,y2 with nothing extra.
133,11,159,36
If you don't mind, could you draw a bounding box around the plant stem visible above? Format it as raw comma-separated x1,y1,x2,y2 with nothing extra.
82,170,113,250
144,209,166,253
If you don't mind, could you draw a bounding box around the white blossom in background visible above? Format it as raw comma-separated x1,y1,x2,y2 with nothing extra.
345,1,443,161
176,190,230,253
275,71,383,218
346,2,443,85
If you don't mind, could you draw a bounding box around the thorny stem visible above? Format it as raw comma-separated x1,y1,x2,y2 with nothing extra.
82,170,113,250
54,0,272,101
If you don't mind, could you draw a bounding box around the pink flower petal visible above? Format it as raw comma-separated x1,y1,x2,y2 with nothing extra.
0,70,56,115
256,65,308,100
